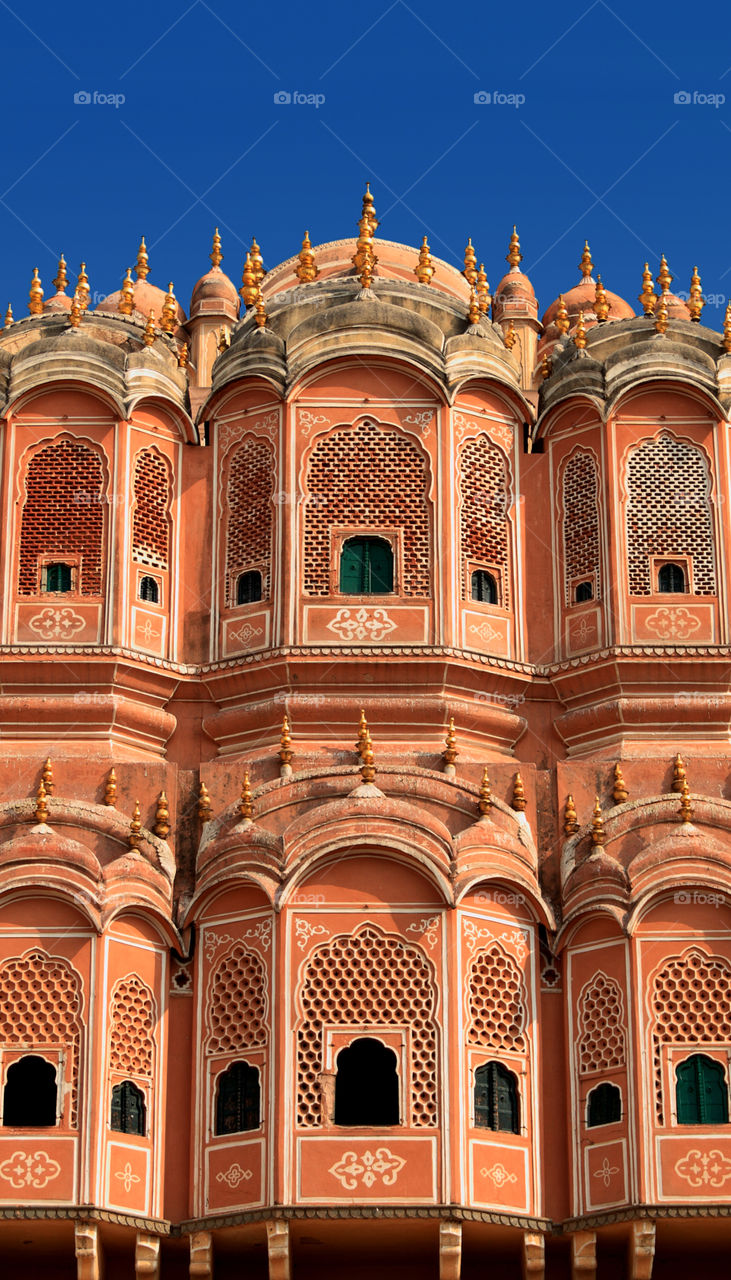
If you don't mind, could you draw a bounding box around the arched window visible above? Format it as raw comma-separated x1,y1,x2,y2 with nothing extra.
236,569,263,605
215,1061,261,1135
138,575,159,604
3,1055,57,1127
587,1081,622,1127
110,1080,146,1135
45,562,72,593
334,1037,400,1126
471,569,498,604
658,562,686,594
474,1062,520,1134
575,580,594,604
339,537,394,595
676,1054,729,1124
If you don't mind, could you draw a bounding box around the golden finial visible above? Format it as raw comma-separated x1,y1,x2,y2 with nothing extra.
161,283,177,334
579,240,594,280
68,294,82,328
240,770,254,821
240,253,258,307
688,266,704,322
591,796,604,846
210,227,223,269
296,230,319,283
279,714,293,774
154,790,170,839
679,781,693,825
361,730,376,784
468,287,480,326
573,311,587,350
415,235,435,285
444,717,458,768
639,263,657,316
135,237,150,281
512,772,527,812
129,800,142,850
52,255,68,295
254,292,267,328
506,226,522,269
35,779,48,825
478,767,492,816
118,267,135,316
104,768,117,806
655,296,669,335
724,302,731,353
656,254,672,294
671,753,686,793
594,275,610,322
613,763,628,804
463,238,478,285
177,341,189,368
28,268,44,315
217,325,229,353
504,319,517,350
76,263,90,311
198,781,212,822
540,350,552,379
250,237,264,286
42,757,54,795
4,303,13,328
358,239,375,291
142,310,156,346
563,794,579,837
555,294,570,335
356,708,369,757
476,263,490,313
362,182,379,234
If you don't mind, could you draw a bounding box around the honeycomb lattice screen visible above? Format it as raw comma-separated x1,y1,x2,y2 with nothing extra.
297,924,438,1127
577,972,626,1074
562,451,601,604
652,947,731,1122
459,435,511,605
132,450,170,570
225,439,274,606
625,434,716,595
109,976,155,1078
19,440,104,595
304,421,431,596
206,944,268,1054
0,949,82,1123
467,945,526,1051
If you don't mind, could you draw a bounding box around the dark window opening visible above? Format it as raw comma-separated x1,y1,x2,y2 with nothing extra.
3,1054,57,1127
111,1080,146,1135
587,1081,622,1127
139,575,159,604
215,1061,261,1135
676,1053,729,1125
334,1036,400,1125
236,570,263,605
471,569,498,604
45,562,72,593
658,563,686,594
474,1061,520,1134
575,580,593,604
339,537,394,595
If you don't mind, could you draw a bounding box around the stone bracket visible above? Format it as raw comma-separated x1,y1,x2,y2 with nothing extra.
190,1230,213,1280
571,1229,597,1278
439,1219,462,1280
628,1219,656,1280
75,1221,103,1280
267,1219,290,1280
522,1229,545,1279
135,1232,160,1280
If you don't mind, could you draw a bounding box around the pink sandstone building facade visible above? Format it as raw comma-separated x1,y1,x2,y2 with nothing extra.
1,193,731,1278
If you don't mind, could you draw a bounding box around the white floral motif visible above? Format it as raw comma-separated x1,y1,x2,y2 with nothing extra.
0,1150,61,1189
481,1162,517,1188
28,607,86,641
295,919,329,951
326,607,397,642
406,916,440,949
469,620,500,644
204,930,234,963
114,1161,141,1193
139,619,160,643
216,1162,253,1189
593,1157,619,1187
463,919,494,953
329,1147,405,1190
500,929,530,962
644,607,701,641
400,411,433,439
454,412,513,454
299,409,329,437
675,1149,731,1189
573,616,595,646
243,920,272,951
228,622,264,649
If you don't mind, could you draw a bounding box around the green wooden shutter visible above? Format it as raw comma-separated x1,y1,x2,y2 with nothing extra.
368,539,393,592
676,1055,729,1124
340,541,365,593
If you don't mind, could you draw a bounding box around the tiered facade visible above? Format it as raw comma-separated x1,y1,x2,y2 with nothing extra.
1,201,731,1279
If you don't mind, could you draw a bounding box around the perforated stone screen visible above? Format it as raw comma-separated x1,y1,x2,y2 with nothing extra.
577,972,625,1074
652,947,731,1121
132,450,170,570
19,440,104,595
225,439,273,606
0,949,82,1123
626,434,716,595
562,451,601,604
459,435,511,605
109,976,155,1077
206,944,268,1054
467,945,526,1051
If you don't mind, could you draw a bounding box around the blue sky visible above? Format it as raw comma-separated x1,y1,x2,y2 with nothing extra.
1,0,730,324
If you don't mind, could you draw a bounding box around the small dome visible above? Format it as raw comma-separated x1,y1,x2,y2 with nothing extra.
492,228,537,321
190,267,239,321
541,241,635,329
96,238,187,324
659,292,691,321
44,292,72,314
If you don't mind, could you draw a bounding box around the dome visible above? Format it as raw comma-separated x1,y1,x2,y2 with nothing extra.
491,228,537,322
541,241,635,329
189,233,239,323
95,239,187,325
44,291,72,314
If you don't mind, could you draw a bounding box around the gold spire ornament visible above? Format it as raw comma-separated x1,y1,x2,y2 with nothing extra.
118,267,135,315
42,757,54,794
240,770,254,821
504,319,517,350
506,226,522,268
671,753,686,793
254,292,267,328
724,302,731,353
478,767,492,816
360,730,376,784
591,796,604,846
656,254,672,294
512,772,527,812
476,263,490,313
679,781,693,824
443,718,458,772
53,255,68,295
240,253,258,307
217,326,229,353
142,311,156,346
415,236,435,285
573,311,587,350
35,780,48,825
358,239,375,291
161,283,177,334
655,296,669,335
468,287,481,326
76,263,90,311
4,304,13,328
639,263,657,316
279,714,293,775
563,794,579,837
154,790,170,839
555,294,570,335
28,268,44,315
594,275,610,322
361,183,379,235
613,763,628,804
68,294,82,328
250,237,264,286
198,781,213,822
178,342,189,368
356,708,369,757
104,768,117,806
296,230,319,283
135,237,150,281
463,238,478,285
540,351,552,379
129,800,142,850
688,266,704,322
210,227,223,269
579,240,594,280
